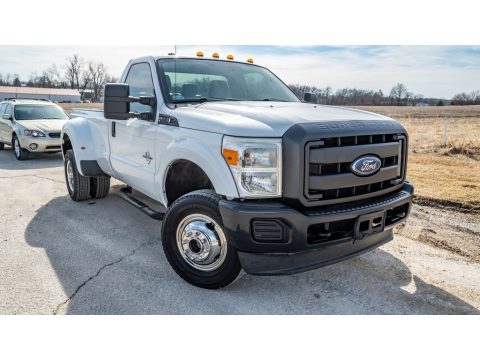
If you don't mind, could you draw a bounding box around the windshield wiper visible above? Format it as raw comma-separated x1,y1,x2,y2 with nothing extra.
172,97,241,104
260,98,288,102
172,97,211,104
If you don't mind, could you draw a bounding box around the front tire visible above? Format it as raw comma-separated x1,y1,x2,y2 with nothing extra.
161,190,241,289
0,141,4,150
13,136,29,160
64,149,90,201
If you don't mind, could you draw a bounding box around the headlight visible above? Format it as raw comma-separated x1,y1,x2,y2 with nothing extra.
24,130,45,138
222,136,282,198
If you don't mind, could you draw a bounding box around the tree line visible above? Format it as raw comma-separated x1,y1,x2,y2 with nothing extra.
289,83,480,106
450,90,480,105
0,54,117,102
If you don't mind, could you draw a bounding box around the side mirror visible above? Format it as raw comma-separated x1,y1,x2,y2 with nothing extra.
304,92,318,104
104,83,156,121
2,114,13,121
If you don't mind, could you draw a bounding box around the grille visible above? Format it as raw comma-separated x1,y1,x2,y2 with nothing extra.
49,132,61,138
305,133,406,204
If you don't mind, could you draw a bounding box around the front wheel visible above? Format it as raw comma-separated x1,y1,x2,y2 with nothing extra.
64,149,91,201
161,190,241,289
13,136,29,160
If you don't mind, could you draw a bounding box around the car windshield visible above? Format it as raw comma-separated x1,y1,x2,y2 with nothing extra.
14,105,69,120
158,58,300,103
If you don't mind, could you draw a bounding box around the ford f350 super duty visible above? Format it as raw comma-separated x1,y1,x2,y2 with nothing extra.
62,53,413,289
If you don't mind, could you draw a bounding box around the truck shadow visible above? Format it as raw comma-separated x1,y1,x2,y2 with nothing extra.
25,190,479,314
0,146,63,170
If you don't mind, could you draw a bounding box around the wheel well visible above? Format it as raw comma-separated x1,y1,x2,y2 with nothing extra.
62,134,72,156
165,160,214,205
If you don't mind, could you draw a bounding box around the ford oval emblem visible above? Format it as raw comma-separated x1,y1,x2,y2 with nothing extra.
351,155,382,177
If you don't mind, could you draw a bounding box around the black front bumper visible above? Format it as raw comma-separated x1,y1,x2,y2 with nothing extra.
219,182,413,275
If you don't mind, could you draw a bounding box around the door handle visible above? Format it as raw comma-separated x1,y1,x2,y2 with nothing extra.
111,121,116,137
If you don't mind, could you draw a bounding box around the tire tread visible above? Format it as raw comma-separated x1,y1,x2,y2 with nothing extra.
65,149,90,201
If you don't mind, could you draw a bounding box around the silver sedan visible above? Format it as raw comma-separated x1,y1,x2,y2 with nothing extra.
0,99,69,160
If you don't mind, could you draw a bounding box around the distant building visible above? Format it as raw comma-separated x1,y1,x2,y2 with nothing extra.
0,86,81,103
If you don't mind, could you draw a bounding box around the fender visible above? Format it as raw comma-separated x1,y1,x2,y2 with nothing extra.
62,114,113,177
154,128,239,206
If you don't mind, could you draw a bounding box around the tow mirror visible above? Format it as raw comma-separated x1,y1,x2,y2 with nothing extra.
2,114,13,121
304,92,318,104
104,83,156,121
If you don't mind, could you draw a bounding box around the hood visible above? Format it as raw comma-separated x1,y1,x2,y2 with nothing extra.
16,119,68,133
172,101,394,137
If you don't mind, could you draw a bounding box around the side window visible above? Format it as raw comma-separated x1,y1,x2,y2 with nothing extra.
125,63,155,113
4,105,13,117
0,104,6,115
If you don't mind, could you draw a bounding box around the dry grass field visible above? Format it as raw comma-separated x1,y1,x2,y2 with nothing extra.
61,103,480,209
354,106,480,209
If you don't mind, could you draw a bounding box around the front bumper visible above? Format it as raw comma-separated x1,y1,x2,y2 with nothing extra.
219,182,413,275
18,135,62,152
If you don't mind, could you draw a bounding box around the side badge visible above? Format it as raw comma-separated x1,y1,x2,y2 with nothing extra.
142,151,153,164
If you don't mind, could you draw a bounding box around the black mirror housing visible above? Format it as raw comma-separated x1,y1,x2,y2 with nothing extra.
304,92,318,104
104,83,157,120
104,83,131,120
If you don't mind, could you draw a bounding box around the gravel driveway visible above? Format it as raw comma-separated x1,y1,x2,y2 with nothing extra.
0,148,478,314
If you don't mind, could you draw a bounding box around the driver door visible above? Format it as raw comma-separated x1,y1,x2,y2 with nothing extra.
109,62,157,197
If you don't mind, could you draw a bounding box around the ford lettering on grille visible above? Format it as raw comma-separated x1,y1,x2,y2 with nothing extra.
351,155,382,177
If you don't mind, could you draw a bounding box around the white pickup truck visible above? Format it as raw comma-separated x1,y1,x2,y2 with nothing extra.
62,54,413,288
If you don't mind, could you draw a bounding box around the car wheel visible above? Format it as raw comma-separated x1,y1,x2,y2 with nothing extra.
13,136,29,160
64,149,91,201
161,190,241,289
0,141,4,150
90,176,111,199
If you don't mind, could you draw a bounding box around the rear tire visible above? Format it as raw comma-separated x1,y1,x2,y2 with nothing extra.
13,136,29,160
90,176,111,199
64,149,91,201
161,190,241,289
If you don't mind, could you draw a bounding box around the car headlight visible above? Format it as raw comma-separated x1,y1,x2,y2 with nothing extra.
24,130,46,138
222,136,282,198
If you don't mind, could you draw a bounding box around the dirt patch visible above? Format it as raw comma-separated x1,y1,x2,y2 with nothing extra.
396,204,480,262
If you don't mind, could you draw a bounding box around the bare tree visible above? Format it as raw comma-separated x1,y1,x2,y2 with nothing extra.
65,54,84,90
390,83,409,106
13,74,21,87
87,61,108,102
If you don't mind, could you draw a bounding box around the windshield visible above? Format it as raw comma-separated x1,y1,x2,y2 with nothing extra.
14,105,69,120
158,59,300,103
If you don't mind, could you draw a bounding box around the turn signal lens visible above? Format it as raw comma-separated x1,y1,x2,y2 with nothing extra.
226,54,234,60
196,51,204,57
246,58,254,63
222,149,239,166
212,52,220,58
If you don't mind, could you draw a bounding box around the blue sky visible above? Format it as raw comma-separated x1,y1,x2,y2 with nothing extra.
1,45,479,98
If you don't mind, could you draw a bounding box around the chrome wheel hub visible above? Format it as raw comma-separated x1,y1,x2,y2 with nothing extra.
66,159,74,191
176,214,227,272
14,138,20,157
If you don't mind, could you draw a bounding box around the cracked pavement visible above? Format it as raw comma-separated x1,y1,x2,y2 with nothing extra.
0,148,479,314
